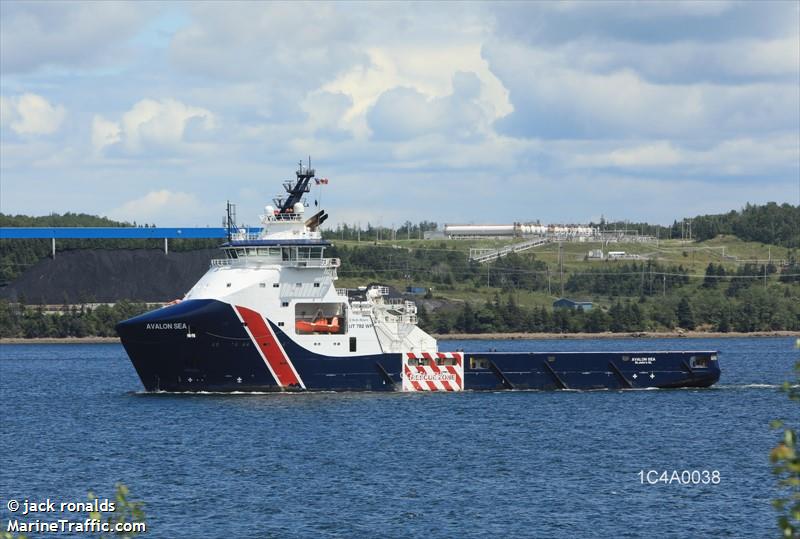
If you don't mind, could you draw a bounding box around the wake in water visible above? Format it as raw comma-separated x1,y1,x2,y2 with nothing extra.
713,383,799,390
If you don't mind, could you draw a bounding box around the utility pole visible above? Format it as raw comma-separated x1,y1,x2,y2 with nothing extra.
663,273,666,296
559,241,564,298
640,262,644,295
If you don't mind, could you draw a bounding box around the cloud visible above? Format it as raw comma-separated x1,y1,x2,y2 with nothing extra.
483,39,798,140
0,1,153,73
169,3,363,86
489,1,796,46
366,72,488,141
107,190,202,224
93,98,215,155
1,2,797,228
91,115,122,152
321,43,511,137
300,91,353,140
0,93,66,135
565,135,799,176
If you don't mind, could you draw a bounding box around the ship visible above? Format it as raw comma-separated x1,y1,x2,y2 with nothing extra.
116,161,721,392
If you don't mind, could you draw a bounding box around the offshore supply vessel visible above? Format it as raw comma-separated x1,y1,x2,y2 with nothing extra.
116,162,721,392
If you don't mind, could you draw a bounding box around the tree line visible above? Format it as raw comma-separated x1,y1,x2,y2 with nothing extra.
421,284,800,334
0,300,151,338
687,202,799,247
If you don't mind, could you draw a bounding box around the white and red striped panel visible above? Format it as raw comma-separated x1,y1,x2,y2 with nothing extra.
402,352,463,392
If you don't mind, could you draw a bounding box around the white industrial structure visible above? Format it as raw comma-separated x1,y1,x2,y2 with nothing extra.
444,223,599,239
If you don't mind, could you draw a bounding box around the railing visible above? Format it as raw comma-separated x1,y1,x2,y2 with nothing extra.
262,213,304,222
286,258,340,268
210,257,340,268
229,232,263,242
469,237,551,263
336,288,349,297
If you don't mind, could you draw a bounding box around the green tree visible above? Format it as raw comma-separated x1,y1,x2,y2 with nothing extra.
770,343,800,538
676,297,695,330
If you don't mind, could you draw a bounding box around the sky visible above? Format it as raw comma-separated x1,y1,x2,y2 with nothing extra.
1,1,798,228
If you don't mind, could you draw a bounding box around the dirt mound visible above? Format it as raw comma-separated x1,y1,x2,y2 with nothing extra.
0,248,218,304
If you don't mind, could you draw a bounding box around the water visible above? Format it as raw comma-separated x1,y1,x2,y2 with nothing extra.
0,337,796,538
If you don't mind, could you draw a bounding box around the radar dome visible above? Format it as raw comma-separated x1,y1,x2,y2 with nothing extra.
265,205,275,214
293,202,305,214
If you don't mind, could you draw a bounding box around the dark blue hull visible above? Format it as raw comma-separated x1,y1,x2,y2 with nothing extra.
116,299,720,392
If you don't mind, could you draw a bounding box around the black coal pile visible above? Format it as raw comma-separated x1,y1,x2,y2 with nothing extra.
0,248,218,304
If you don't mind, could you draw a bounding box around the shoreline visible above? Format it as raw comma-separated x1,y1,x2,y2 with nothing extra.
435,330,800,340
1,331,798,345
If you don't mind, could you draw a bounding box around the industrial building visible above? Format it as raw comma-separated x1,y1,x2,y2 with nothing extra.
553,299,594,311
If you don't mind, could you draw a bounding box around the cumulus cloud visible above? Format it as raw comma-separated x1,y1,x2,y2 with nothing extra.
108,190,202,224
0,93,66,135
91,115,122,152
300,91,353,140
367,72,487,141
93,98,215,155
322,43,511,137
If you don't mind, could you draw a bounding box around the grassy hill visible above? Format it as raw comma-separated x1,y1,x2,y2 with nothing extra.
1,203,797,337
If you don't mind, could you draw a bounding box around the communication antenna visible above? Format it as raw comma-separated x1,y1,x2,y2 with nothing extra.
225,201,237,242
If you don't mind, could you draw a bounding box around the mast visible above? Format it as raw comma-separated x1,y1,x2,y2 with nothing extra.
224,201,237,242
274,159,315,214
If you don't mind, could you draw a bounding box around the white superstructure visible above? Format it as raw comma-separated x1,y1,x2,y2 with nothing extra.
184,163,436,357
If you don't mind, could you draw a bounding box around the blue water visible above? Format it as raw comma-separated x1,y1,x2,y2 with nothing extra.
0,337,797,538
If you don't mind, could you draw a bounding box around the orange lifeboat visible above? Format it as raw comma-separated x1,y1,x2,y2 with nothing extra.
295,316,341,334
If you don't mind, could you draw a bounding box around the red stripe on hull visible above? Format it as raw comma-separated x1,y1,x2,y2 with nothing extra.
235,305,301,388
